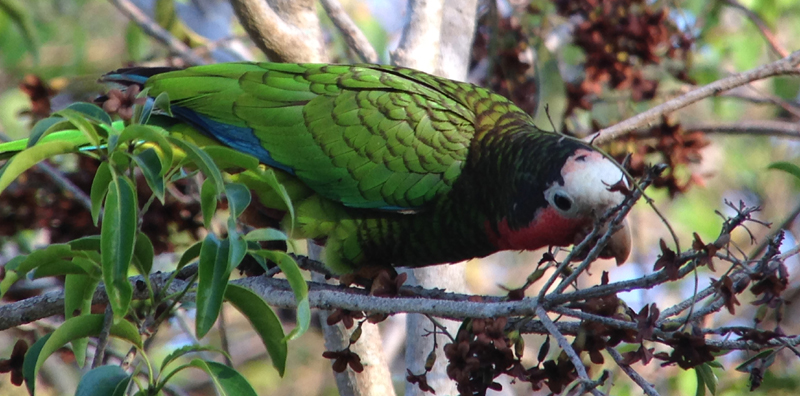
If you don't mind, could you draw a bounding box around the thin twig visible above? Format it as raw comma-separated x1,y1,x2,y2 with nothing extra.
319,0,379,63
108,0,206,65
723,0,789,58
683,120,800,139
587,50,800,144
91,304,115,369
217,308,233,366
606,346,660,396
535,305,602,395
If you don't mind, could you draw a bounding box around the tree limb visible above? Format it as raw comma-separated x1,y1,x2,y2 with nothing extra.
724,0,788,58
606,346,660,396
229,0,326,62
587,50,800,144
108,0,207,65
319,0,379,63
391,0,444,72
684,120,800,139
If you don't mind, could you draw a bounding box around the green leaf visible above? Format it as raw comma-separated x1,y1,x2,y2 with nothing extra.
117,124,173,173
196,234,231,338
125,22,147,62
101,173,138,318
24,333,51,395
735,349,775,372
697,363,717,395
225,284,287,376
69,235,102,251
1,245,74,297
225,183,251,219
227,228,247,272
695,367,706,396
64,274,101,368
168,137,225,193
177,241,203,270
26,116,67,148
132,232,155,276
16,244,73,275
768,161,800,181
252,250,309,340
203,146,259,171
0,256,25,299
32,259,87,278
0,0,38,59
188,360,258,396
244,228,288,242
258,169,295,230
90,162,113,225
200,178,218,229
153,91,173,117
55,108,102,149
132,87,153,125
160,344,229,373
132,148,166,202
31,315,141,395
75,365,131,396
0,140,82,194
64,102,114,127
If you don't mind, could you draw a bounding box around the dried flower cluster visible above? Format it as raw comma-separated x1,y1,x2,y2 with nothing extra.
556,0,694,115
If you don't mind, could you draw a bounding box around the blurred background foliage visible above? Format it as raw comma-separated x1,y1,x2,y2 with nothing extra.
0,0,799,395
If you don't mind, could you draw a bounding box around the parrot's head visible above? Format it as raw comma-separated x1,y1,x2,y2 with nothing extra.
486,142,632,265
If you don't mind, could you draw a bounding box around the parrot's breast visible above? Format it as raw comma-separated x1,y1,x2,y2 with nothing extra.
485,207,588,251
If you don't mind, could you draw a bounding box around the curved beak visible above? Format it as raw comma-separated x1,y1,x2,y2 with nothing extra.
600,219,632,265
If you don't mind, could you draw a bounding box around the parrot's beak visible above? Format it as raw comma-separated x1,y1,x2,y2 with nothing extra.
600,219,632,265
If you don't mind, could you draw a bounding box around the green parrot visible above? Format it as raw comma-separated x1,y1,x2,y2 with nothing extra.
99,62,631,274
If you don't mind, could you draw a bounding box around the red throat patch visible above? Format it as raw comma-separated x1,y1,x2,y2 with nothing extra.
486,207,588,251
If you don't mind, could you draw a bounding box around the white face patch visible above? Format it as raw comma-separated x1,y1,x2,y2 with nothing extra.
543,149,626,219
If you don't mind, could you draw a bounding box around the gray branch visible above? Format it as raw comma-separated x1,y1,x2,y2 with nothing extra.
588,50,800,144
108,0,207,65
319,0,379,63
229,0,326,62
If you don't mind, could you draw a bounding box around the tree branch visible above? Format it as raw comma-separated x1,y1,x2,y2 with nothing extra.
683,120,800,139
229,0,326,62
391,0,444,72
723,0,789,58
108,0,207,65
606,346,660,396
587,50,800,144
319,0,379,63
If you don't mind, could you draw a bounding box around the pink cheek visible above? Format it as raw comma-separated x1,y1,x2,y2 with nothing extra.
487,207,589,251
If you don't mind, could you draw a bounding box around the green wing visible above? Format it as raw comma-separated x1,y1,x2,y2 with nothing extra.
144,63,481,210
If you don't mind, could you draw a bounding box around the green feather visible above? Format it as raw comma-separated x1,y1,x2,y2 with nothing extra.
101,62,597,273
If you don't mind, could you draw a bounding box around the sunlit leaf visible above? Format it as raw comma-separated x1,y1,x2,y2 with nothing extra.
0,140,82,194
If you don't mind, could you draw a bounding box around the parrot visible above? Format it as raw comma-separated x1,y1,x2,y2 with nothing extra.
95,62,630,275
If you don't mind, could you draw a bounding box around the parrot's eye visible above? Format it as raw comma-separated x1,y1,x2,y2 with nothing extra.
553,193,573,211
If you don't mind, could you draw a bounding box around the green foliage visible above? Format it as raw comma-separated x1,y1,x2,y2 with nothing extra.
0,98,302,393
75,365,131,396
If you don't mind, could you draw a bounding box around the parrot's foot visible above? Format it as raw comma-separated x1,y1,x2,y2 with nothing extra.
340,265,408,297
